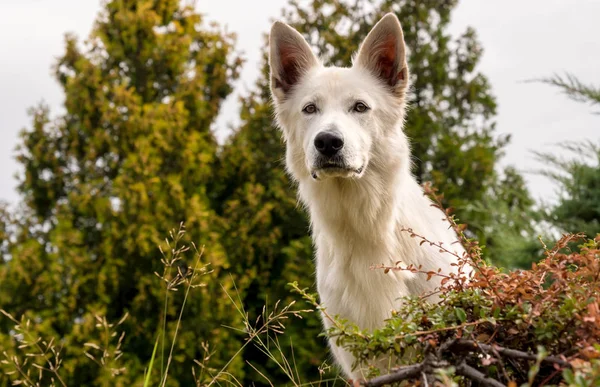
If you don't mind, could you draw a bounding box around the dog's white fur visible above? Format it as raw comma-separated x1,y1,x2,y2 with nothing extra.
269,13,464,379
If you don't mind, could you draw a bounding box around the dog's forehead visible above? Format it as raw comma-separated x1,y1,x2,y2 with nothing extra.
298,66,374,98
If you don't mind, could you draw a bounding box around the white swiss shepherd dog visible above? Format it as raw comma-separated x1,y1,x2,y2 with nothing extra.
268,13,465,380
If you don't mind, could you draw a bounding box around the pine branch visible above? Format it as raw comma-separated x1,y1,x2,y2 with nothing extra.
530,73,600,111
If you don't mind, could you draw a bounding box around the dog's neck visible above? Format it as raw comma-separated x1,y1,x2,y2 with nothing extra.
297,147,414,245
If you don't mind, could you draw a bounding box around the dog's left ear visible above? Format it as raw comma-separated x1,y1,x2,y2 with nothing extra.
355,13,408,96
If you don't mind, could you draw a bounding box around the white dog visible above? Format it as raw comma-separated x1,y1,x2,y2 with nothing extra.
268,13,464,380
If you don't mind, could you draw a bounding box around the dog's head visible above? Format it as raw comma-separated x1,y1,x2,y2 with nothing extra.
269,13,410,182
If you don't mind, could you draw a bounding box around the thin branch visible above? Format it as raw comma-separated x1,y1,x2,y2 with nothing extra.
455,361,505,387
487,339,511,382
452,340,570,368
360,337,571,387
361,363,424,387
394,319,490,340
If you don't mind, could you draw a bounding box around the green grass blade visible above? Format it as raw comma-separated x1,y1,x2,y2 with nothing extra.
144,334,160,387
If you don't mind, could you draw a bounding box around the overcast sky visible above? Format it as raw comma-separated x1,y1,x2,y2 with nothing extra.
1,0,599,206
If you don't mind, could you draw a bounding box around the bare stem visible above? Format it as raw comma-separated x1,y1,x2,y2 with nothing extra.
452,340,570,368
361,363,424,387
455,361,505,387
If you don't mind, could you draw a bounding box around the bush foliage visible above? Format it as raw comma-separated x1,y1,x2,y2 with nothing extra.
292,186,600,386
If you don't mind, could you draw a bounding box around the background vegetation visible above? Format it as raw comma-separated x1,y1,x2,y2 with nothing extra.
0,0,598,385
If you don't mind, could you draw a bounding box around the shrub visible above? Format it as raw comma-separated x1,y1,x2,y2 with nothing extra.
292,185,600,386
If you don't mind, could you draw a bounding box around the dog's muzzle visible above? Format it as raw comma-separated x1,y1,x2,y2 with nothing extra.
310,130,364,180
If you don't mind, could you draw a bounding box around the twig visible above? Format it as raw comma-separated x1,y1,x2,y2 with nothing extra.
451,340,570,368
488,340,511,382
361,336,571,387
455,361,505,387
395,319,489,340
467,331,511,382
538,366,565,387
361,363,424,387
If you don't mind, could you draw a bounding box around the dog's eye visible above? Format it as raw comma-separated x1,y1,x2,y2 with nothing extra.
303,103,317,114
353,102,369,113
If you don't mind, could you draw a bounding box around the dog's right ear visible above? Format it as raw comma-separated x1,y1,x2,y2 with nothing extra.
269,21,319,102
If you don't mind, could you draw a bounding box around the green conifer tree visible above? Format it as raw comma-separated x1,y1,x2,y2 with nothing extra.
535,73,600,240
0,1,243,385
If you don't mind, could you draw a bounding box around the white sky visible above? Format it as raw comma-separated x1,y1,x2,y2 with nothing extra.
1,0,599,206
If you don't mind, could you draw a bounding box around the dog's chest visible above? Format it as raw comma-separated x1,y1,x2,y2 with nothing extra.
315,242,419,331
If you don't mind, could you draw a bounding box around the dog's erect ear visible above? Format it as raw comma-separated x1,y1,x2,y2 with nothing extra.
269,21,319,101
355,13,408,95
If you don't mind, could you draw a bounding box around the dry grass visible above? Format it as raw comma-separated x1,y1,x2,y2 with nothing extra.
1,222,344,386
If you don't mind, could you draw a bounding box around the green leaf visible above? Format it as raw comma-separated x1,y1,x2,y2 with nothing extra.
455,308,467,323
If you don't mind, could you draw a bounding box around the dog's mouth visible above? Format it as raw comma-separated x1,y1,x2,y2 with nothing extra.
311,164,364,180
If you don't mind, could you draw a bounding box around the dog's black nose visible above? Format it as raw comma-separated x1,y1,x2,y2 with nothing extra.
314,131,344,158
